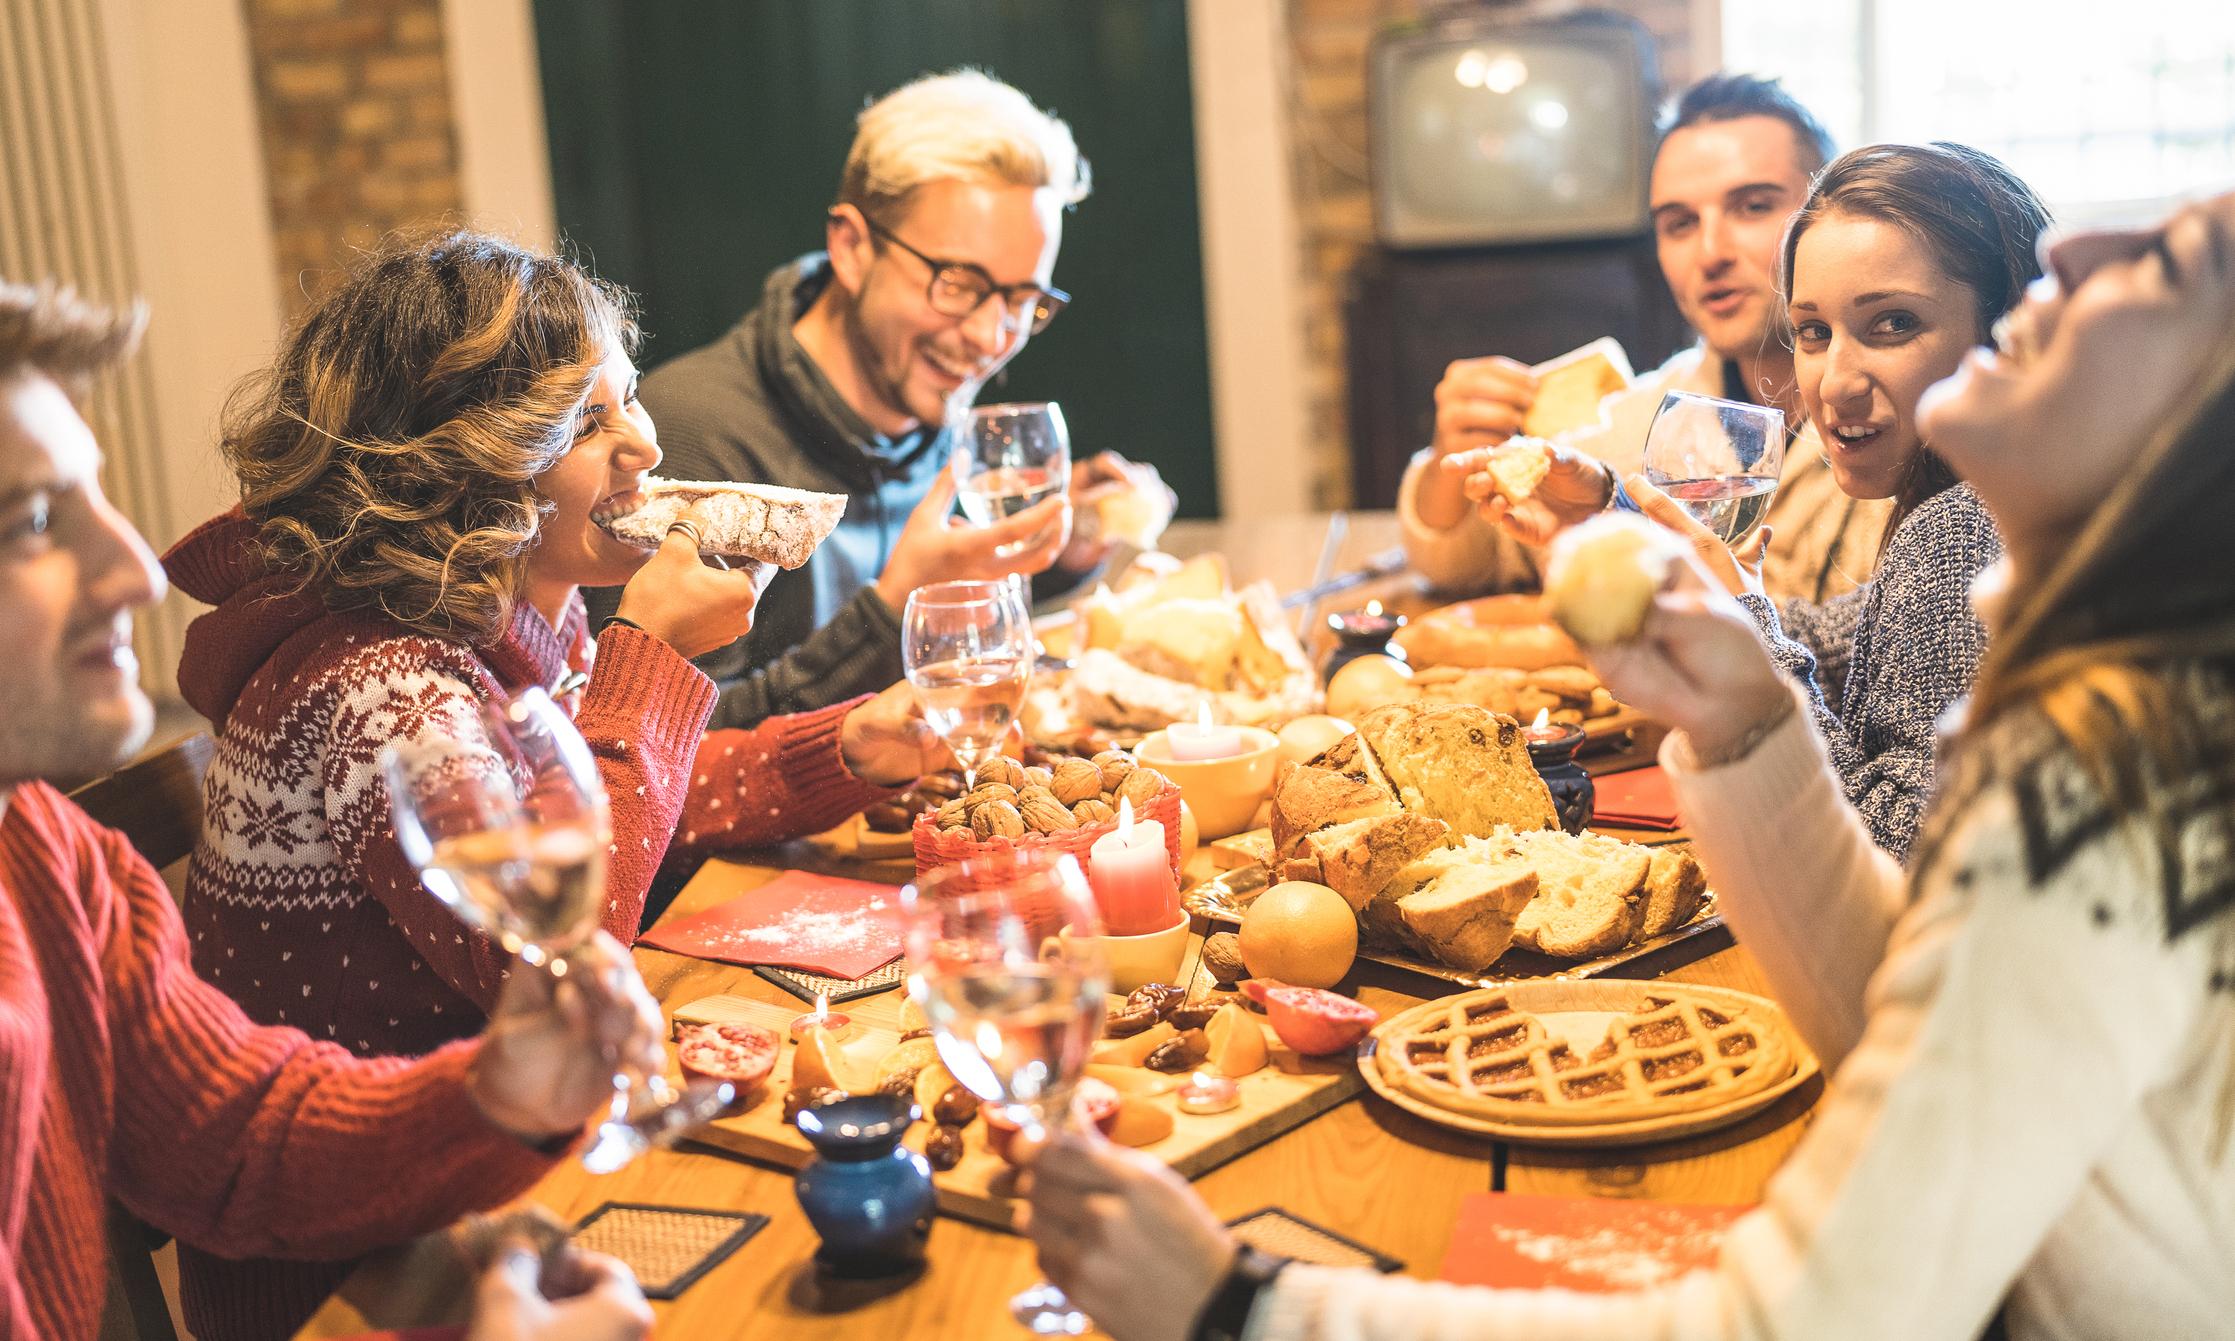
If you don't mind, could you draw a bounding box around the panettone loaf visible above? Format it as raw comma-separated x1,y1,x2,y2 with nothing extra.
1353,703,1557,837
1375,839,1539,971
1639,846,1709,939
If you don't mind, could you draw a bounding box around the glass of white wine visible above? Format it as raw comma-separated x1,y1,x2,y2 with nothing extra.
902,577,1034,788
903,852,1109,1335
1641,390,1787,544
380,687,734,1173
955,402,1070,547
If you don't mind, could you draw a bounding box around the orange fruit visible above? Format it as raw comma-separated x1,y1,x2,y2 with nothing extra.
1238,881,1357,989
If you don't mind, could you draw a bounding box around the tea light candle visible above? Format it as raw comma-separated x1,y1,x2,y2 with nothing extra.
1523,707,1578,747
1165,703,1245,761
788,993,856,1043
1175,1070,1240,1115
1085,798,1178,936
1325,599,1405,645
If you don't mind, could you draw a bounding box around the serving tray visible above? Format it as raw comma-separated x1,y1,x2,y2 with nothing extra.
1183,858,1731,989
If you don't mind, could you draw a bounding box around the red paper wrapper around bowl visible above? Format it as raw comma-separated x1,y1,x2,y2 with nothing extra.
912,784,1182,938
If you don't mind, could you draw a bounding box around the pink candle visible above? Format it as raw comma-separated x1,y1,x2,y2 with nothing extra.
1166,703,1245,761
1086,798,1179,936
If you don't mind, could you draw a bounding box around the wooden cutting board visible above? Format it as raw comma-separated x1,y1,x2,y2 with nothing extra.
672,986,1364,1232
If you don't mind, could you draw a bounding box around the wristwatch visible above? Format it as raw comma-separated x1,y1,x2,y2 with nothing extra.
1191,1244,1291,1341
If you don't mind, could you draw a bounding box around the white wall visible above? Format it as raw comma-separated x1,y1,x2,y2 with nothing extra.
442,0,560,250
1186,0,1314,519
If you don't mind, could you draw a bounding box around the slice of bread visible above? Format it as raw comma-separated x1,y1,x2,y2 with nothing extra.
1381,839,1539,971
1507,828,1650,959
1354,703,1557,837
1523,339,1633,439
1285,812,1453,913
1268,759,1402,859
1485,438,1552,501
1638,846,1709,939
595,479,847,568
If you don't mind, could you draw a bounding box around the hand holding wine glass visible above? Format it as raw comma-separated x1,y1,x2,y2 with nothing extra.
1641,390,1786,545
956,402,1071,529
903,852,1110,1334
381,687,736,1173
902,578,1034,788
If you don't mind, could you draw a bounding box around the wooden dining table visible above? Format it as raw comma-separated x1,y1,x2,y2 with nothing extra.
296,513,1822,1339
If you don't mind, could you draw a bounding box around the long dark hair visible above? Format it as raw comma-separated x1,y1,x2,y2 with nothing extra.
1779,142,2052,544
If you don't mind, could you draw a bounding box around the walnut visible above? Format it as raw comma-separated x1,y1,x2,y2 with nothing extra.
975,756,1027,789
1072,798,1117,826
1093,749,1137,791
1022,765,1054,790
1051,758,1104,806
965,781,1019,809
971,799,1026,840
1118,766,1170,809
935,798,970,830
1202,932,1248,984
1019,794,1080,834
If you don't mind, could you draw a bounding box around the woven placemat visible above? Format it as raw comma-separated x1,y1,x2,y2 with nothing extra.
572,1203,767,1299
1227,1207,1402,1272
753,958,908,1004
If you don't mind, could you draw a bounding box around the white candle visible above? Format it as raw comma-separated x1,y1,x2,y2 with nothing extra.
1165,702,1245,761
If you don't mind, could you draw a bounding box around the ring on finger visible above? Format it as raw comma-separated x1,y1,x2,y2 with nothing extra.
667,518,705,551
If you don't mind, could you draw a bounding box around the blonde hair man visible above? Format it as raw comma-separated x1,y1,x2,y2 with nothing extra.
594,69,1165,731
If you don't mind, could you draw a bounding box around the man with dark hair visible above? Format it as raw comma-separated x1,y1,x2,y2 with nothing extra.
0,280,657,1340
1401,73,1889,605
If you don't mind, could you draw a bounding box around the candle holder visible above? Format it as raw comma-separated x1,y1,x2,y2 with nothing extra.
1322,606,1407,684
788,1010,855,1043
793,1093,935,1278
1134,726,1280,840
1175,1070,1241,1115
1524,719,1593,835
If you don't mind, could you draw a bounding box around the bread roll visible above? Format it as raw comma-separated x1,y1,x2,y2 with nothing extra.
1543,513,1686,648
1523,340,1632,438
1484,437,1552,501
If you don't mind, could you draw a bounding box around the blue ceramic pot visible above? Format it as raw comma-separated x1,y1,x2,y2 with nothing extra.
1525,722,1594,835
794,1093,934,1277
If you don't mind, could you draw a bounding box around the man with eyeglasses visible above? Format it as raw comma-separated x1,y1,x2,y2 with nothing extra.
598,69,1169,730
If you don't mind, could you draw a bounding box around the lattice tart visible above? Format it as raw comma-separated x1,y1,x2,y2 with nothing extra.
1374,986,1792,1126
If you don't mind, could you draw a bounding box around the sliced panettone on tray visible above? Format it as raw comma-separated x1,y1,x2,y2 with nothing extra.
1364,837,1539,972
1639,846,1709,939
1281,812,1453,913
1507,828,1652,959
1269,759,1401,860
1352,702,1557,838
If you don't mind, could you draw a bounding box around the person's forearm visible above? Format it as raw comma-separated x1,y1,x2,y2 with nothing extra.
707,588,905,730
1410,456,1471,532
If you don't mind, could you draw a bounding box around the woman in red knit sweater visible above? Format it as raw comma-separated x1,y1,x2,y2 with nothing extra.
163,231,943,1338
0,281,657,1340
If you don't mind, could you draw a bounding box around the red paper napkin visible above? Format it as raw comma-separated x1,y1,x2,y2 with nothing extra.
640,872,907,979
1591,764,1682,830
1439,1192,1746,1292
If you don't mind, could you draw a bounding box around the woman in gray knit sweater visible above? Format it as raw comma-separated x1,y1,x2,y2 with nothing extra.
1647,144,2049,860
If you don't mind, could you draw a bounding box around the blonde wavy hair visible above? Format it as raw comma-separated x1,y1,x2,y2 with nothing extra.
221,230,636,645
837,68,1090,222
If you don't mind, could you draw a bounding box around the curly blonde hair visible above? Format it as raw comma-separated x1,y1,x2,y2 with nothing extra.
222,230,636,644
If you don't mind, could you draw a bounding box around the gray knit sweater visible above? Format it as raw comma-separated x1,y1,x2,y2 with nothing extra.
1741,482,2001,862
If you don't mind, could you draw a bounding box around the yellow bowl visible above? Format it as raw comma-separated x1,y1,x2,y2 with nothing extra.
1135,726,1280,840
1063,913,1191,995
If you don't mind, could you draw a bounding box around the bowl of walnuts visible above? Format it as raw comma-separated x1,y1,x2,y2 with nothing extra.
911,749,1181,891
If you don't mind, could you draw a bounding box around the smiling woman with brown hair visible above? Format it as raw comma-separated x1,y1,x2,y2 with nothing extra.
162,229,940,1339
1023,190,2235,1341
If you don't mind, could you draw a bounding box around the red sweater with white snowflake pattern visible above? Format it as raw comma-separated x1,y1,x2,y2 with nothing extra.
164,509,890,1055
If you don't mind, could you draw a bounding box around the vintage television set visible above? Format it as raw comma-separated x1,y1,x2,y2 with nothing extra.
1347,6,1683,506
1367,6,1659,248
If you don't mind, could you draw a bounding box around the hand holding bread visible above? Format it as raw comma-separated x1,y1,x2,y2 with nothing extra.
1446,436,1618,547
1548,530,1792,768
612,526,774,659
1622,473,1771,600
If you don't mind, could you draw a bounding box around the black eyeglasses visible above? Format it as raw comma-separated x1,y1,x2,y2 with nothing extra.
862,218,1070,335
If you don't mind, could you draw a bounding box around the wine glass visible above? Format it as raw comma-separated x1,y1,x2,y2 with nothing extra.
955,402,1070,552
380,687,735,1174
903,852,1109,1335
1640,390,1787,544
902,578,1034,788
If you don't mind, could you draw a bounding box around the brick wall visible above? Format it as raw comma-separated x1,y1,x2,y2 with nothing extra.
1284,0,1696,506
240,0,462,311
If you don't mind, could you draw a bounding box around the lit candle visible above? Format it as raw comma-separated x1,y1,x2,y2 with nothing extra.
1176,1069,1241,1115
1165,702,1246,761
1085,797,1179,936
788,992,855,1043
1524,707,1566,745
